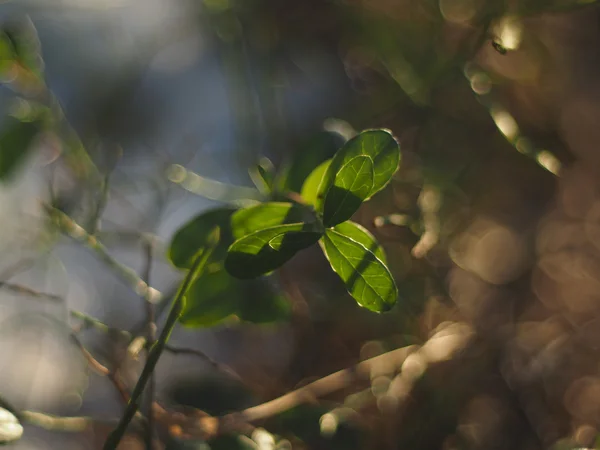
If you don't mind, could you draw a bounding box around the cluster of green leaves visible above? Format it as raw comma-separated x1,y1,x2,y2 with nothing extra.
169,129,401,326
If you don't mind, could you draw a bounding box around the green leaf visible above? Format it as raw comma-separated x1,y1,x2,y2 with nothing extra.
300,159,331,206
231,202,313,240
180,266,290,327
317,130,400,227
236,278,290,323
168,207,237,269
333,221,386,264
248,156,275,195
276,131,345,194
0,115,40,181
321,155,374,227
226,223,322,279
0,406,22,444
180,267,241,327
320,228,397,312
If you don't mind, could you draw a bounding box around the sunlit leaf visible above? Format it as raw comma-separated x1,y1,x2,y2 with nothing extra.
332,221,387,264
226,223,322,279
231,202,313,240
320,228,397,312
0,115,40,181
300,159,331,207
0,406,22,444
168,207,236,269
317,130,400,227
321,155,374,227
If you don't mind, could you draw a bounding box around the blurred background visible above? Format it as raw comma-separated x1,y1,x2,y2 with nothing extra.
1,0,600,448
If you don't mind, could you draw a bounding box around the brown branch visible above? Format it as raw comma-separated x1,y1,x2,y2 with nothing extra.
222,344,418,429
0,281,62,301
70,333,130,404
163,345,243,382
20,411,120,432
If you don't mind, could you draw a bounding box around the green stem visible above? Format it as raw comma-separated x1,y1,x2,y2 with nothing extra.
70,310,131,340
103,239,217,450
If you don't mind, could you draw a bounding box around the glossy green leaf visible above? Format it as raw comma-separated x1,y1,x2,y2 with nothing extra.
322,155,374,226
0,116,40,181
317,129,400,227
168,207,236,269
300,159,331,207
231,202,312,240
320,228,397,312
0,406,22,444
333,221,386,264
226,223,322,279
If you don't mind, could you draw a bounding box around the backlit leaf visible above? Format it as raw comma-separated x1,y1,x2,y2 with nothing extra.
322,155,374,227
300,159,331,207
333,221,387,264
317,130,400,227
320,228,397,312
226,223,322,279
231,202,313,240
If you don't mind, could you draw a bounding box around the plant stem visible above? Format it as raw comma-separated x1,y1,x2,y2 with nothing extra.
142,240,156,450
103,240,217,450
45,205,163,304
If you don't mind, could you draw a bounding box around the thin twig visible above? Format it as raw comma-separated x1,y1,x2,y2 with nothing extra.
163,345,243,383
70,310,132,340
45,205,163,305
70,333,110,376
142,240,156,450
103,236,218,450
21,411,120,432
89,172,111,235
70,333,131,404
0,281,62,301
223,345,417,427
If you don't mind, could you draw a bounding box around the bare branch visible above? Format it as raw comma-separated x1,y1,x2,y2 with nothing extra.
44,205,163,305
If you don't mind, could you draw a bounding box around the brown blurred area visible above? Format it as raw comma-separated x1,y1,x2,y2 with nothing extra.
4,0,600,449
